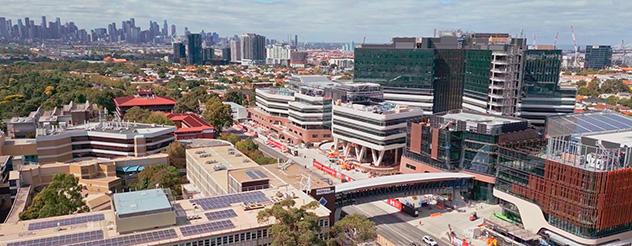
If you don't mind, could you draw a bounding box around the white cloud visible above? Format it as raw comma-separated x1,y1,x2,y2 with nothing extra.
0,0,628,45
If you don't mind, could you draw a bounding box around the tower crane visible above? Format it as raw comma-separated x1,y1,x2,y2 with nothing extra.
571,25,579,67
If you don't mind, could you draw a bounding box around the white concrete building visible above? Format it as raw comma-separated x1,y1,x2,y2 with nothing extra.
265,43,291,66
332,101,423,166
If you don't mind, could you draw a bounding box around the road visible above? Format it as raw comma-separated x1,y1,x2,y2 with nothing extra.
343,202,451,246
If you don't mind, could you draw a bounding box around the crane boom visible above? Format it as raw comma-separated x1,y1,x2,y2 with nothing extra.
571,25,578,67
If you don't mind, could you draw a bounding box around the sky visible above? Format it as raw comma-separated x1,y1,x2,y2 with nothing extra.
1,0,630,46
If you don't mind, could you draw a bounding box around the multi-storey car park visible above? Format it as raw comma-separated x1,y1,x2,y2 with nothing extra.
494,111,632,245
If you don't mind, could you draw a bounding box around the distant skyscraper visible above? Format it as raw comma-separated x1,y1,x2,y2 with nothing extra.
294,34,298,48
162,20,168,37
230,39,241,63
240,33,266,64
170,24,176,37
584,45,612,69
173,42,186,63
186,33,203,65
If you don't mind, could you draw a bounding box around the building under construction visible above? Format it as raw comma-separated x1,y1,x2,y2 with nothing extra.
494,111,632,245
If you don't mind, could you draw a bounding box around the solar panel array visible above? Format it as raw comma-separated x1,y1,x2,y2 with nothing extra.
180,220,235,237
68,228,178,246
205,209,237,221
245,169,268,180
192,191,269,210
547,112,632,137
28,214,105,231
7,230,103,246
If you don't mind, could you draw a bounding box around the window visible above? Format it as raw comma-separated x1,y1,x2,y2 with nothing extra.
312,134,318,138
405,163,417,170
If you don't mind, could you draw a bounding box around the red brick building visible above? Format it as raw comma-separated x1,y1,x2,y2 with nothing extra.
114,95,176,117
166,113,215,140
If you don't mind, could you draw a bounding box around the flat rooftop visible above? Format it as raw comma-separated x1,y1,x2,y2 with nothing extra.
37,121,175,136
113,189,172,217
583,130,632,147
441,111,522,126
0,187,329,246
336,101,420,115
187,144,259,171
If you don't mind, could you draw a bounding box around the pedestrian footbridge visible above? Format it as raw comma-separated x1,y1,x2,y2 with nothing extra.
334,172,473,207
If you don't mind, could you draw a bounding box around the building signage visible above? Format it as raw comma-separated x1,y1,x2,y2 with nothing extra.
316,188,334,196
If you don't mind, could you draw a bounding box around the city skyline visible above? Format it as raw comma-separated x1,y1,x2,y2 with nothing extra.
0,0,630,45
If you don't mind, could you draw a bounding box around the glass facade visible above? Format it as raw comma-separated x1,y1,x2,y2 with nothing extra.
353,48,434,89
584,45,612,69
464,50,492,102
433,49,465,113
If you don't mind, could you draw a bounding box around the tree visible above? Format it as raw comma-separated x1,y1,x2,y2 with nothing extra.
224,90,245,105
19,174,88,220
202,97,233,132
220,133,241,145
123,107,173,125
165,141,186,169
146,112,174,125
174,87,217,113
607,95,619,106
331,214,377,245
257,198,325,246
576,80,587,87
134,164,182,198
123,106,151,122
586,79,601,97
577,87,590,96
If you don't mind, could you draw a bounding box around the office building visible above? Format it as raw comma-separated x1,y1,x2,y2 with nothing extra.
223,102,248,122
0,186,330,246
34,121,175,164
584,45,613,69
354,38,435,112
240,33,266,65
400,111,538,202
113,94,176,117
173,42,186,63
290,51,308,67
332,83,424,166
494,112,632,245
517,49,576,126
7,101,100,138
203,47,214,63
265,43,291,65
249,76,338,145
186,33,203,65
229,39,241,63
355,34,527,116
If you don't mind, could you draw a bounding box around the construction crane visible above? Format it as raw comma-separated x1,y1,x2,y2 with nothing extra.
553,32,559,49
362,36,366,46
571,25,579,67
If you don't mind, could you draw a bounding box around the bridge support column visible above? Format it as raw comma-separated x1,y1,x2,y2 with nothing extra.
334,208,342,222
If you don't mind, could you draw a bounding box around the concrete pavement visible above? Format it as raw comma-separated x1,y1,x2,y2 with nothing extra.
343,201,450,246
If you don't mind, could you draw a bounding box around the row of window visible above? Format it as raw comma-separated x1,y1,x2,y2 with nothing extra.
175,228,270,246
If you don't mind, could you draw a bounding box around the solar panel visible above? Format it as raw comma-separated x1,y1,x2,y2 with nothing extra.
246,170,259,180
191,191,270,210
253,170,267,178
180,220,235,237
28,214,105,231
205,209,237,221
8,230,103,246
69,228,178,246
548,112,632,137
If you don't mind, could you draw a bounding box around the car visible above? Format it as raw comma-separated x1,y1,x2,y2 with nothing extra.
422,235,438,246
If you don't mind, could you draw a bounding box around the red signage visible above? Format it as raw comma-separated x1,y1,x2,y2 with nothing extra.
313,159,337,177
386,198,403,211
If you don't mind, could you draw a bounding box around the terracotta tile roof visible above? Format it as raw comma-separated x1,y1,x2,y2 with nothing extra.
166,113,214,133
114,96,176,107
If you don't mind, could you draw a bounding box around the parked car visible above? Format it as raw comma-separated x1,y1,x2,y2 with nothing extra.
423,235,438,246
